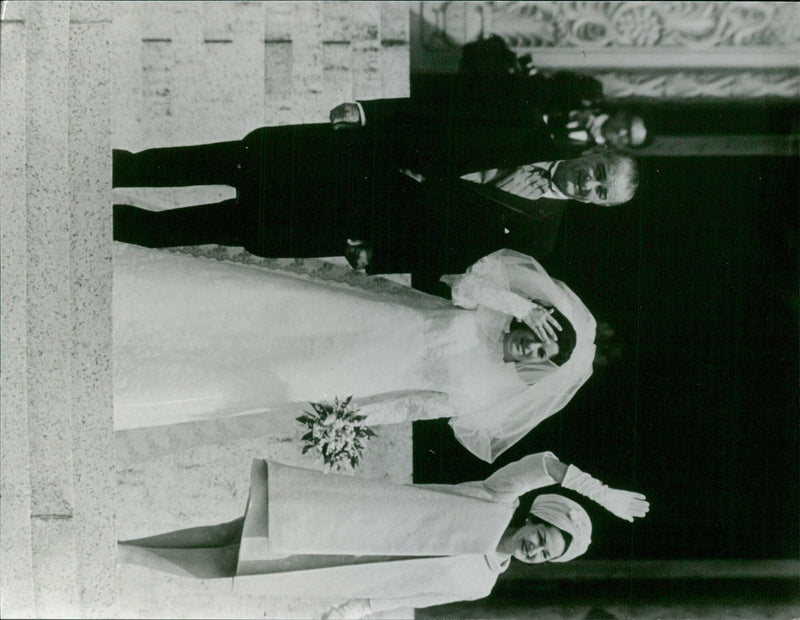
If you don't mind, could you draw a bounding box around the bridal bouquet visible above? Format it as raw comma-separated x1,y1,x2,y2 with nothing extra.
297,396,377,472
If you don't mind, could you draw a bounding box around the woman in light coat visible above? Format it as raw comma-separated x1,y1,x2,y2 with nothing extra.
119,452,648,619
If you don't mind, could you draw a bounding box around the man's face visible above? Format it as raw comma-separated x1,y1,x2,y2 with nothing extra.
552,153,630,206
601,111,632,148
509,522,567,564
601,112,646,149
503,328,559,363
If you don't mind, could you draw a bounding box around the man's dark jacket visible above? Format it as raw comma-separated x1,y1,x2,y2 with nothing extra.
113,85,569,290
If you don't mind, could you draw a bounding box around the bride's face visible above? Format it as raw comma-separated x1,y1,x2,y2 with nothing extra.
503,328,559,363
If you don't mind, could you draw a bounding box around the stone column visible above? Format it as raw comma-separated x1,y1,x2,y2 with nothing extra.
0,1,115,616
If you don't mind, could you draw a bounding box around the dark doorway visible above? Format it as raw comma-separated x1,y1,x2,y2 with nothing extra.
414,153,799,562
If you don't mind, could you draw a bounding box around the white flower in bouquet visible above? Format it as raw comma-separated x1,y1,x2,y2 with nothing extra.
296,396,377,472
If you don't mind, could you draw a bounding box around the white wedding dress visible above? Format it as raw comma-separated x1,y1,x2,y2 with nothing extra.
113,244,596,462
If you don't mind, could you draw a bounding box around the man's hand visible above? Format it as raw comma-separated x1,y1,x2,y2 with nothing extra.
330,103,361,130
523,304,561,342
516,53,537,76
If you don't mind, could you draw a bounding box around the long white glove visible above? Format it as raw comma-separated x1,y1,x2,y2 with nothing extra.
321,599,373,620
561,465,649,522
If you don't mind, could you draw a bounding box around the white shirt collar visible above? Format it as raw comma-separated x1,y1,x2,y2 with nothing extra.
537,161,568,200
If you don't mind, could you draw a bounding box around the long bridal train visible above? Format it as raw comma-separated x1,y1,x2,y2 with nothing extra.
113,243,596,462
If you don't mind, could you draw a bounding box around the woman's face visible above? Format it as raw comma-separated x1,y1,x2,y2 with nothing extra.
503,328,559,363
508,522,566,564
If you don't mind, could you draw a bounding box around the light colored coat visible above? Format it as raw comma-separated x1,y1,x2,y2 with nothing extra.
234,452,558,610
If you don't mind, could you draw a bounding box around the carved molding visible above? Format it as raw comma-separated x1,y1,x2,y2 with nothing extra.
418,2,800,50
413,2,800,96
595,69,800,99
489,1,800,49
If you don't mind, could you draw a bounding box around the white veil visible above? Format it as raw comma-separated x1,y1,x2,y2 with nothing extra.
446,249,596,462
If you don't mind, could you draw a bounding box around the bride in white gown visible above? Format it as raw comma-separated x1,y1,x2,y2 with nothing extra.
114,244,596,462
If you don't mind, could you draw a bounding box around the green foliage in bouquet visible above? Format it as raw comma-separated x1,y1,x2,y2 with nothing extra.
296,396,377,472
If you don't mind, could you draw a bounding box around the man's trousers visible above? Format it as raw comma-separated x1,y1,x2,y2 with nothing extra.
112,124,382,259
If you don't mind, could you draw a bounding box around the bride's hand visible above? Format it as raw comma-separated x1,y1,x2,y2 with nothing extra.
345,240,372,271
523,305,561,342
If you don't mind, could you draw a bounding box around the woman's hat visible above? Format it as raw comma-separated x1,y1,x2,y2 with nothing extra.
530,493,592,562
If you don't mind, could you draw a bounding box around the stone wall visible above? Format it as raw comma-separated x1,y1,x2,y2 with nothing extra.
111,1,411,214
112,1,410,149
0,2,116,617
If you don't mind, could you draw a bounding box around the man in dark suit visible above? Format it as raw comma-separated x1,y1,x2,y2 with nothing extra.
456,36,651,153
113,88,638,291
456,35,604,113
